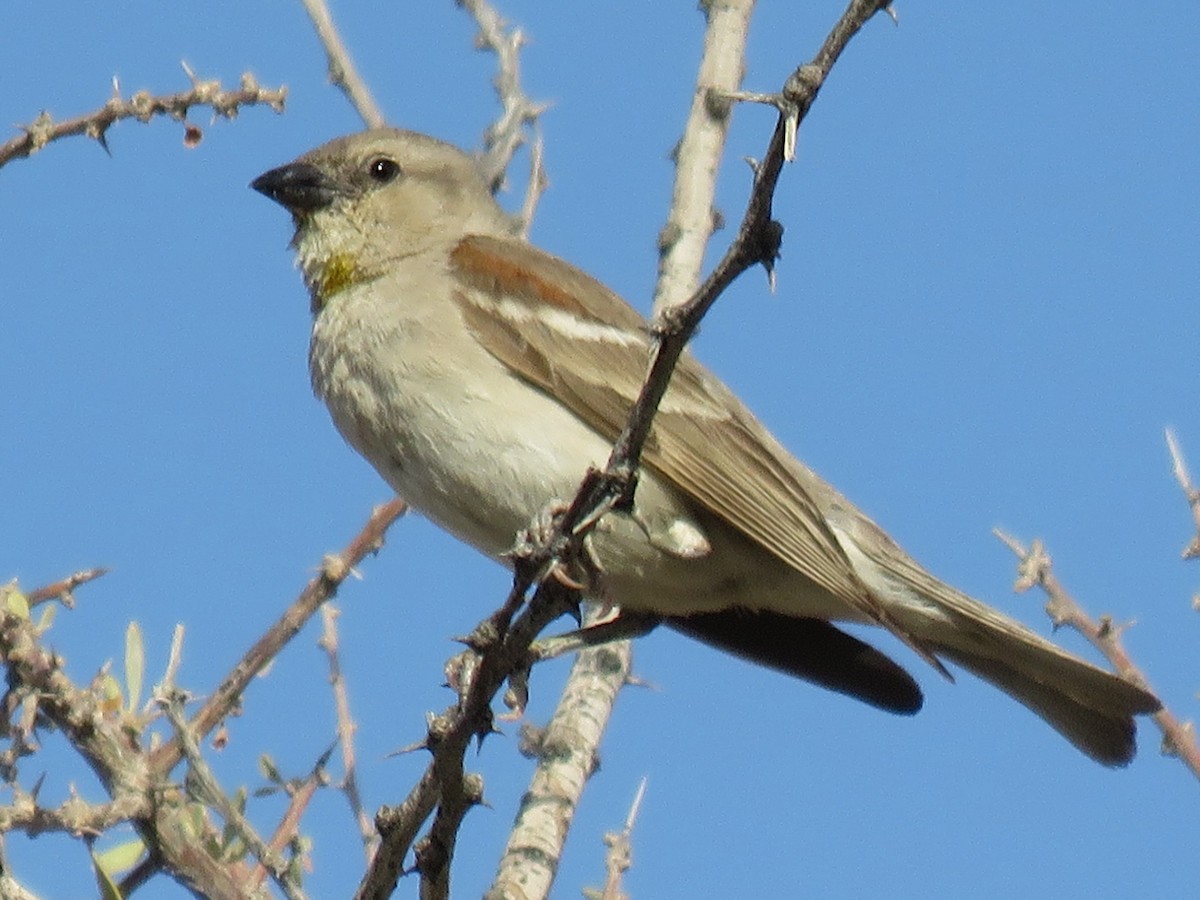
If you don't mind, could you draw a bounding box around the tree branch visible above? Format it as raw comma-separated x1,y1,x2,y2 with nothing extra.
149,498,406,777
1165,428,1200,560
994,530,1200,781
0,70,286,169
300,0,386,128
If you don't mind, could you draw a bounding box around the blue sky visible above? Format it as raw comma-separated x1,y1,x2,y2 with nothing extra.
4,3,1198,897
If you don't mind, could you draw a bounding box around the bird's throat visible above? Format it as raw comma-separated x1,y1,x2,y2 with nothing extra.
300,251,371,313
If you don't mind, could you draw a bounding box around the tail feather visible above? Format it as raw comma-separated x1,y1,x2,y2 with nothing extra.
666,610,924,714
927,626,1159,766
823,510,1160,764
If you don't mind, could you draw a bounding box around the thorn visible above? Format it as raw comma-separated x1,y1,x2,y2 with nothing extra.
387,738,431,757
781,108,798,162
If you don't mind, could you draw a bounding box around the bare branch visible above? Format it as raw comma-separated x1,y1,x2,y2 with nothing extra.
457,0,549,223
247,749,333,893
356,578,579,899
159,693,305,899
515,124,549,239
484,5,759,893
300,0,386,128
148,498,406,777
26,568,109,609
319,604,378,863
994,529,1200,781
488,630,632,898
1165,428,1200,560
654,0,756,315
0,70,286,169
0,584,244,896
0,789,148,839
595,778,647,900
544,0,895,575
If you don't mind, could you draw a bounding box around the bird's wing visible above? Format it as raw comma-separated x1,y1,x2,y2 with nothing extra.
449,233,941,664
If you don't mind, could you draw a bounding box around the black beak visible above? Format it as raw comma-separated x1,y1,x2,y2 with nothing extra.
250,162,343,212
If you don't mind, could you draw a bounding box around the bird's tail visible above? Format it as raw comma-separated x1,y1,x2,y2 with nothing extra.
826,512,1160,765
925,619,1159,766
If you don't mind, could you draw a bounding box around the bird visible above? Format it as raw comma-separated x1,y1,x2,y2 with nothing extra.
251,127,1160,766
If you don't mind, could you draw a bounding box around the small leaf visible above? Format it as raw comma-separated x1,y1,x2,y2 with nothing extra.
4,586,30,619
35,602,58,632
94,838,146,877
91,845,129,900
124,621,145,713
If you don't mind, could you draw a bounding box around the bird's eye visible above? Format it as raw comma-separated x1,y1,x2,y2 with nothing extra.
367,157,401,183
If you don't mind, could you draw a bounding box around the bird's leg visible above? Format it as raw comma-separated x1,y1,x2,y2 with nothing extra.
530,609,663,663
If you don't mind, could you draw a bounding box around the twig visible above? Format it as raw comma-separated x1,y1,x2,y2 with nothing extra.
246,747,334,892
515,124,548,239
319,604,378,862
25,567,109,609
0,585,245,896
300,0,386,128
457,0,550,228
0,789,148,838
537,0,895,575
1165,428,1200,560
148,498,406,777
994,529,1200,781
356,578,578,900
160,692,305,899
596,778,647,900
0,70,286,169
487,2,758,891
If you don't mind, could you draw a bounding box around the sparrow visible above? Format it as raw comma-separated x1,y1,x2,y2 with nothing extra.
251,128,1160,766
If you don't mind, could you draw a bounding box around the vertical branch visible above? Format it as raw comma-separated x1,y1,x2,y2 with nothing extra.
488,624,630,898
654,0,756,315
320,604,378,863
1165,428,1200,559
300,0,386,128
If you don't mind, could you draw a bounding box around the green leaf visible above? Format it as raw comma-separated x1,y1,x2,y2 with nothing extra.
94,838,146,877
4,585,29,619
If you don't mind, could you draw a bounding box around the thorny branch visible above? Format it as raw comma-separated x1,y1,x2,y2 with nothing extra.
994,530,1200,782
149,499,406,777
0,69,286,169
489,1,754,895
529,0,895,594
0,496,405,896
160,693,305,899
